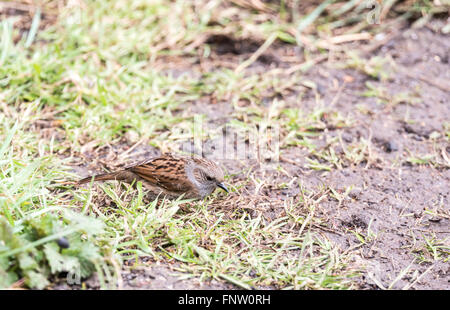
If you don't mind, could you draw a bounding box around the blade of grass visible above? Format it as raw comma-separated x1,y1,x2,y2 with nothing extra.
25,7,41,48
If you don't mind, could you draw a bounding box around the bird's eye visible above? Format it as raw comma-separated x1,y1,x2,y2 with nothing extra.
205,175,214,181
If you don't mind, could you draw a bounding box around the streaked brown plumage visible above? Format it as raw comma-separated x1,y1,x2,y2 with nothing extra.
78,153,228,199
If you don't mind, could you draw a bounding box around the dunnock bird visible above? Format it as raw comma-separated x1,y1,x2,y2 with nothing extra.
78,153,228,199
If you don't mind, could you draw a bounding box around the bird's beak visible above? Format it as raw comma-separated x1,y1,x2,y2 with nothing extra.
217,182,229,193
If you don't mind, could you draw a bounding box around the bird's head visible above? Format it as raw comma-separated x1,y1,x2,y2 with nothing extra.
189,157,228,198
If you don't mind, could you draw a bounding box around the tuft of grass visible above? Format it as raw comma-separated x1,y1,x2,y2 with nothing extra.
0,119,118,289
1,0,447,290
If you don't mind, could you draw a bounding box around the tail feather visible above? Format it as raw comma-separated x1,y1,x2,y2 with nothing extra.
77,171,123,185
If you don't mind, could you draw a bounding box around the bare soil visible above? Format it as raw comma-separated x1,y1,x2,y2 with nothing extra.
99,22,448,290
42,16,450,289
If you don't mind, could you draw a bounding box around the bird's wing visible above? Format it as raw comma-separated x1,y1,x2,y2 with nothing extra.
128,155,194,194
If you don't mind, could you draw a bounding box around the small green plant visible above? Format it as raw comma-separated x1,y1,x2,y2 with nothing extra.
345,52,390,81
0,212,111,289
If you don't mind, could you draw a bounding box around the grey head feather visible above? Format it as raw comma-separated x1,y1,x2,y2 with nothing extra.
184,158,226,198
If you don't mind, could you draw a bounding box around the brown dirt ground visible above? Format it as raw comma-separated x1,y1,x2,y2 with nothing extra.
9,3,447,289
293,22,450,290
68,21,449,290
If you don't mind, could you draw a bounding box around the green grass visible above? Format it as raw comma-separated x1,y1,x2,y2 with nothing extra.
1,0,448,289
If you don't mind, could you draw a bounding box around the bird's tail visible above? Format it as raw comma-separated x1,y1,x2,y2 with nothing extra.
77,171,124,185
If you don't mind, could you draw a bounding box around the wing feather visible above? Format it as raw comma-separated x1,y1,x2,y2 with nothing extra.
127,155,194,194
